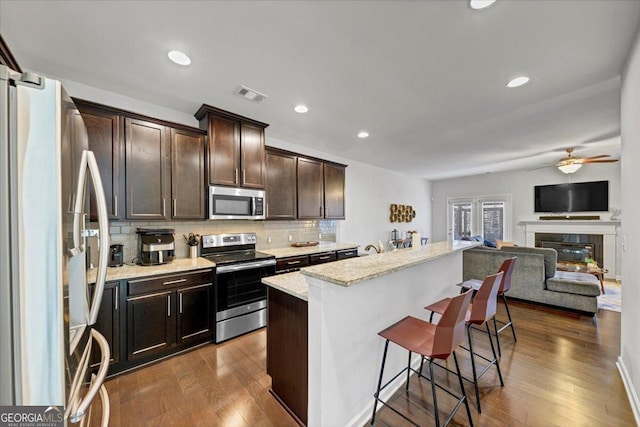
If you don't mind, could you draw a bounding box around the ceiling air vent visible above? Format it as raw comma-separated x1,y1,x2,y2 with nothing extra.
234,85,268,103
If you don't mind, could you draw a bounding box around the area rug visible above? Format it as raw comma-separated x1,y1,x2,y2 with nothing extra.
598,281,621,312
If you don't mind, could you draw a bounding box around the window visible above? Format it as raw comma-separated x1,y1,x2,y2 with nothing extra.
452,202,473,239
448,195,511,242
481,201,505,242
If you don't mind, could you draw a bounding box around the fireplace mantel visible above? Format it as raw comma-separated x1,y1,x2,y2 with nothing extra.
518,220,621,279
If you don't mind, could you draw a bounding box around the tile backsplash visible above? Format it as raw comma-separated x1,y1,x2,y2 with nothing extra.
98,219,336,264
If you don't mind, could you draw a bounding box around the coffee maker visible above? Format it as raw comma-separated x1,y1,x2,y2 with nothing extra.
136,228,175,266
109,244,124,267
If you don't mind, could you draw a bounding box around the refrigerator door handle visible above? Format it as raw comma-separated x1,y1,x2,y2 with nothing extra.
86,151,110,325
72,151,89,252
72,150,109,324
69,329,110,423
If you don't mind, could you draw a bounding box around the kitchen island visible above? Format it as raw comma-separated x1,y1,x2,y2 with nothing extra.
262,240,480,427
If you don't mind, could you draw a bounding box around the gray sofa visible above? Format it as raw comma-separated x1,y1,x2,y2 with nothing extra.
463,246,602,315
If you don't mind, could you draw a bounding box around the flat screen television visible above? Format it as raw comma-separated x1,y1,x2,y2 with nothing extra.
534,180,609,213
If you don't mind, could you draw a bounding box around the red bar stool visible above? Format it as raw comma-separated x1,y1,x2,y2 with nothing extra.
460,257,517,356
370,290,474,427
425,272,504,413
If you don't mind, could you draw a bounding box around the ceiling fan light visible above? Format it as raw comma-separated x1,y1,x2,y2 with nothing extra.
558,163,582,174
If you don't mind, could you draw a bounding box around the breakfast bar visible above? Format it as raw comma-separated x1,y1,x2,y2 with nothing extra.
262,240,480,427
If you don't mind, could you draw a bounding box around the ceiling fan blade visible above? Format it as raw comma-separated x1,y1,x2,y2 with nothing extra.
582,159,619,163
583,154,611,160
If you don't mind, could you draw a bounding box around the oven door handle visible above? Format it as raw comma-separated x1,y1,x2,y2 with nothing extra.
216,259,276,274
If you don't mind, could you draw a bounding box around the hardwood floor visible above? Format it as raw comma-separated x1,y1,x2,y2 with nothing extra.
93,302,634,426
373,301,634,427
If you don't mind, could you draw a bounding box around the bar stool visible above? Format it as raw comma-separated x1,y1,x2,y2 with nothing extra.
459,257,517,356
425,272,504,413
370,290,474,427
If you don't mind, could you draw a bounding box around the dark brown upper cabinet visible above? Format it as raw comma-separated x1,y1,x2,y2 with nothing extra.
206,115,239,187
265,149,297,219
171,128,206,219
195,104,268,189
75,102,123,220
0,34,22,72
266,147,347,221
323,163,346,219
297,157,325,219
125,118,170,220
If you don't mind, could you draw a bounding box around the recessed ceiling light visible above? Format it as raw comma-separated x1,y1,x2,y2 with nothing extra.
358,131,369,139
470,0,496,10
294,105,309,113
506,76,530,88
167,50,191,66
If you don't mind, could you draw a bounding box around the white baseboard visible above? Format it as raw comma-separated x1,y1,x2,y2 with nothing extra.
617,356,640,425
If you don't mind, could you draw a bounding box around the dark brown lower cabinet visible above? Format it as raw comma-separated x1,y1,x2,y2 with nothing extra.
126,291,174,361
177,284,212,345
309,251,337,265
267,287,308,425
91,281,120,367
122,269,214,369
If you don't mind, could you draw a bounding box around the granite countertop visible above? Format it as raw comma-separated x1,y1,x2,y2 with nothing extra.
262,272,309,301
260,242,359,258
300,240,481,287
88,257,216,283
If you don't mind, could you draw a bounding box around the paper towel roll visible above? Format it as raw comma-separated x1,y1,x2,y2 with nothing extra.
412,232,422,249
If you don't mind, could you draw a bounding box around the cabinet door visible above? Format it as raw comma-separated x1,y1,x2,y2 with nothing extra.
275,255,310,273
126,291,173,360
208,115,240,187
125,118,169,220
171,128,205,219
266,150,297,219
336,249,358,260
297,158,324,219
240,122,266,189
177,284,212,345
324,163,346,219
91,281,120,367
79,108,122,220
309,252,337,265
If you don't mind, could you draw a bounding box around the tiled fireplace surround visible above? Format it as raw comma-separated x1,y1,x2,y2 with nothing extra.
521,220,621,280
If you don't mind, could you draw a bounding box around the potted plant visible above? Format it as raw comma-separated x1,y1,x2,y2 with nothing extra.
184,232,200,258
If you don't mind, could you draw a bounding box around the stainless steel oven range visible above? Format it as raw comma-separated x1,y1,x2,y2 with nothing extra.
201,233,276,343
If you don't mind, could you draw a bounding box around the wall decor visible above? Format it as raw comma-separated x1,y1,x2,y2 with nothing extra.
389,204,416,223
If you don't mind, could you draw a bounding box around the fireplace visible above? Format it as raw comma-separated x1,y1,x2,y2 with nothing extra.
534,233,603,269
522,220,619,279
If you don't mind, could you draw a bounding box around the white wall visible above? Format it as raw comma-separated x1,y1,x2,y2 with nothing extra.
267,137,432,249
59,79,432,251
430,164,621,244
619,26,640,424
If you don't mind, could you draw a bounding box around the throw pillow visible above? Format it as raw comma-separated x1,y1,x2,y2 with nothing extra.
496,239,515,249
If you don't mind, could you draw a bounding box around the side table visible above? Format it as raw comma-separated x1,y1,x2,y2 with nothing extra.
588,267,608,294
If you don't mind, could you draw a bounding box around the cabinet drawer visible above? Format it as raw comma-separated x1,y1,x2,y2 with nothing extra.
309,252,337,265
276,255,310,273
336,249,358,260
127,269,213,296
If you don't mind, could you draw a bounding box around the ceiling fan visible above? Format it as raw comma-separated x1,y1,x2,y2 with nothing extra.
530,147,619,174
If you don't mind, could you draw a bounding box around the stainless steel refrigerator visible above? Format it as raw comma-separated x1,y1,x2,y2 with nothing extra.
0,64,111,425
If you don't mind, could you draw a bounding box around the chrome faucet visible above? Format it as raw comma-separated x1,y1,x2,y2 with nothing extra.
364,244,381,254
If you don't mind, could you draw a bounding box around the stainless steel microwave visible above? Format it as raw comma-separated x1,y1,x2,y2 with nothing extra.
209,186,266,220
